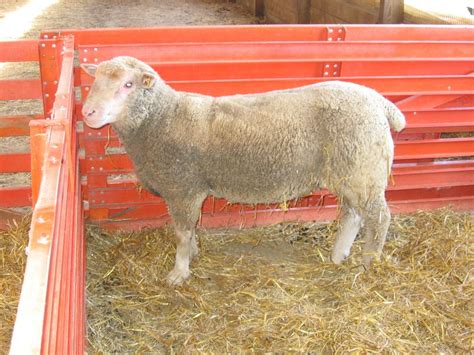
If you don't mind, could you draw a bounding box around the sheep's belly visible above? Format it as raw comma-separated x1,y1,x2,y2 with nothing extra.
209,173,319,205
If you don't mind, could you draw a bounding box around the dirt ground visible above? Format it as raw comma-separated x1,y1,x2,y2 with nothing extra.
0,0,258,187
1,0,258,40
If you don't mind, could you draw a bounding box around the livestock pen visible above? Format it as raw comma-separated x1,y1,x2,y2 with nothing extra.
0,25,473,353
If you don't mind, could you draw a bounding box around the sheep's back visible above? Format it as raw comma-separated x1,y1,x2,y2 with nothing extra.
201,82,393,203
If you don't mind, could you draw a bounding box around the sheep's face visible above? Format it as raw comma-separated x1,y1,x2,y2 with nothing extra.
80,59,156,129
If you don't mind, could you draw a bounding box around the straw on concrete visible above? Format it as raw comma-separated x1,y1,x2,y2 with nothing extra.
87,208,473,353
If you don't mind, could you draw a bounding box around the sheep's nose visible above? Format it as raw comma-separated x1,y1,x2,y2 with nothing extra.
82,107,96,117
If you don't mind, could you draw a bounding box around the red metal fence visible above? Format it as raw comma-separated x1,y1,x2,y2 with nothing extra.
7,36,85,355
2,25,473,354
0,39,41,227
70,25,474,230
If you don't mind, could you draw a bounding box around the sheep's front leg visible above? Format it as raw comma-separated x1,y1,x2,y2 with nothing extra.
167,226,194,285
166,193,206,286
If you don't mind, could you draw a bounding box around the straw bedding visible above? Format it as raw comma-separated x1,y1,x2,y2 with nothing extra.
0,217,29,352
86,209,473,353
1,210,472,352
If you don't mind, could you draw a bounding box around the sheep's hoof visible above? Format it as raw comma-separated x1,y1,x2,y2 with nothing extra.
361,253,379,269
331,250,349,264
167,268,190,286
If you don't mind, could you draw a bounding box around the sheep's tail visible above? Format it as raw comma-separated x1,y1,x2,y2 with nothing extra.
382,99,406,132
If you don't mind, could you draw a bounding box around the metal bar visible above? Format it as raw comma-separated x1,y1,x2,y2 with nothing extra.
403,109,474,133
78,41,474,64
396,94,464,111
0,39,39,62
395,138,474,160
71,157,85,354
438,95,474,109
92,192,474,230
80,75,474,97
340,61,474,76
99,196,474,230
0,186,31,207
78,60,474,83
86,165,474,208
0,153,30,173
166,76,474,96
0,79,42,100
393,160,474,172
42,25,474,44
0,114,43,137
390,167,474,190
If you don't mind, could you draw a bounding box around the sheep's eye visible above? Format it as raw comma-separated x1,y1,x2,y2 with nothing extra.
124,82,133,88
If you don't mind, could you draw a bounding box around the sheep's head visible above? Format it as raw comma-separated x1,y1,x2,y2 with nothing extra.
81,56,157,128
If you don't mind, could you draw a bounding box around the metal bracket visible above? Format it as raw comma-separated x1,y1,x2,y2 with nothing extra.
80,46,100,64
322,26,346,78
322,62,341,77
39,39,62,114
326,25,346,42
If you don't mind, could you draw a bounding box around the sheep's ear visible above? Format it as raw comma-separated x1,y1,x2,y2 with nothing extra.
142,73,156,89
80,64,98,77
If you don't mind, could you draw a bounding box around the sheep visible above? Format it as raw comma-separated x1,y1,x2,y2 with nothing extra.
81,56,406,285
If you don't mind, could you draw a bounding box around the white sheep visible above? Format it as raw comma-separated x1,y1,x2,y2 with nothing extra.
81,56,405,285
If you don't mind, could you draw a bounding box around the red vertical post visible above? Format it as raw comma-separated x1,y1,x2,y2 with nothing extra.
39,37,63,116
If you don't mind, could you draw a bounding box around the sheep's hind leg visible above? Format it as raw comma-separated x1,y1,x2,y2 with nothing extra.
331,205,362,264
190,231,199,259
359,194,391,267
167,226,194,286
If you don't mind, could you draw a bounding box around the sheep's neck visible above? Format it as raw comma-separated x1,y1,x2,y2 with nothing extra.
112,86,179,146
